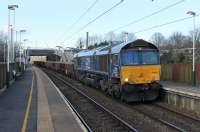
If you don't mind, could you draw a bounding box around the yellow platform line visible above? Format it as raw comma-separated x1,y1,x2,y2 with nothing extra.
21,71,35,132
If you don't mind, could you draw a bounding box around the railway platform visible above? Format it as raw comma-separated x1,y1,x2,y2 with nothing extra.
0,66,86,132
161,81,200,117
162,81,200,97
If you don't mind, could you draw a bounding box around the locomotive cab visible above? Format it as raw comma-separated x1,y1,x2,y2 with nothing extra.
120,49,160,84
118,40,162,102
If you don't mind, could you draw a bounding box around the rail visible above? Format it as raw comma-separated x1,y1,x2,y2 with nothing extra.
47,70,138,132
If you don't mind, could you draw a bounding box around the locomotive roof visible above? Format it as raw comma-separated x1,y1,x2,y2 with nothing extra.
74,49,95,57
74,46,106,57
75,39,157,57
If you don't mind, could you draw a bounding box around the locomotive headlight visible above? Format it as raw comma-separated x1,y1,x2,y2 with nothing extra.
153,76,159,81
124,78,129,82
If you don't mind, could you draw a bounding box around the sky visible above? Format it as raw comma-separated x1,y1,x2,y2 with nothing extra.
0,0,199,48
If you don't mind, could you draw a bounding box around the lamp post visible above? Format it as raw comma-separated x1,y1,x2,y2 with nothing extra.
23,39,28,71
187,11,196,86
16,30,18,50
26,46,31,65
8,5,18,63
19,29,26,72
7,5,18,84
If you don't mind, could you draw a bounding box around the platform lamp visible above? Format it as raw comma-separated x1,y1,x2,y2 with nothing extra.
23,39,28,71
8,5,18,63
7,5,18,85
19,29,26,72
187,11,196,86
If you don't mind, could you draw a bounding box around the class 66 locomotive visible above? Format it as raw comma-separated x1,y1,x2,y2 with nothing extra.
74,39,162,102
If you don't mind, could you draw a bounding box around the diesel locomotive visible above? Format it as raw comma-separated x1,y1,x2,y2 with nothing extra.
35,39,162,102
74,39,161,102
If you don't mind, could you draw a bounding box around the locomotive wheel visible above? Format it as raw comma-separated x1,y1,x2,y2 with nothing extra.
100,80,108,93
120,92,125,102
114,90,121,99
111,84,121,99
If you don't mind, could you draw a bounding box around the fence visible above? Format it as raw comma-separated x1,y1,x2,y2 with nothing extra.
0,63,7,89
161,64,200,85
0,62,23,90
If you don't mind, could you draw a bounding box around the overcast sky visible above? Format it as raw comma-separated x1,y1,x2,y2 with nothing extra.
0,0,199,48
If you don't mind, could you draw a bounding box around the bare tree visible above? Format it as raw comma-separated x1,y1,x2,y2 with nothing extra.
168,32,186,48
150,32,165,48
88,34,104,47
105,31,116,42
0,32,7,62
76,37,84,49
189,27,200,47
127,33,136,42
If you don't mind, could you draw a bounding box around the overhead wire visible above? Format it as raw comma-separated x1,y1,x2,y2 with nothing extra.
56,0,99,43
112,0,185,32
62,0,124,42
133,13,200,34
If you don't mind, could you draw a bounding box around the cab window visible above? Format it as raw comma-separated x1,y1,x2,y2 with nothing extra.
121,51,139,65
142,51,159,65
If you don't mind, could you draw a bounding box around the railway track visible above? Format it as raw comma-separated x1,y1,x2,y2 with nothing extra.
44,68,200,132
154,103,200,122
126,103,200,132
46,69,138,132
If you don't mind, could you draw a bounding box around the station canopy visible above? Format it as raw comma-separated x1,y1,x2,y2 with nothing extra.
27,49,56,56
